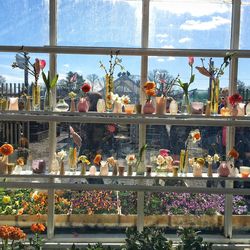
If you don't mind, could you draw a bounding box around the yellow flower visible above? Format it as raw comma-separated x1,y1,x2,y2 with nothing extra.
2,196,11,204
213,154,220,162
196,158,205,166
190,129,201,143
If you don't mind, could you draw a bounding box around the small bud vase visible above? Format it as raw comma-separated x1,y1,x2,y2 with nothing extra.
70,98,76,112
127,164,133,176
218,161,230,177
78,97,89,112
8,97,19,111
155,96,166,115
80,163,87,175
207,163,213,177
143,100,155,114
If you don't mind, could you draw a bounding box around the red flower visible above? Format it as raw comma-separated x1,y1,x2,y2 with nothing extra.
0,143,14,156
107,124,116,133
81,83,91,93
228,93,242,106
188,56,194,66
39,60,46,70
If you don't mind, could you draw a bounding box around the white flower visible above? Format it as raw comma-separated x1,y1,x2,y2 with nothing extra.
121,95,130,105
189,157,195,166
213,153,220,162
126,154,137,165
56,150,67,160
156,155,166,166
110,92,120,103
190,129,201,143
206,155,213,164
165,156,173,166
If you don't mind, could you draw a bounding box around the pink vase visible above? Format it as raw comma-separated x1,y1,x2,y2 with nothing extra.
143,101,155,114
78,97,89,112
218,161,230,177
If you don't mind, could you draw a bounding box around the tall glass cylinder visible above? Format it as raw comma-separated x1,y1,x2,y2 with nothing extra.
44,89,52,111
181,93,191,114
210,78,219,115
105,74,114,112
32,83,41,111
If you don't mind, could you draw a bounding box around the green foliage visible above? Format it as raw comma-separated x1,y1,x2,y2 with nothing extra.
68,243,112,250
42,70,58,91
176,227,213,250
123,227,173,250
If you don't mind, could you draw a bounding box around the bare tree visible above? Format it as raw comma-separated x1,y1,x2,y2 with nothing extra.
86,74,103,91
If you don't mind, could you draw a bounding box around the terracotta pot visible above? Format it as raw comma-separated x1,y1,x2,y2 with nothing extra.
78,97,89,112
143,101,155,114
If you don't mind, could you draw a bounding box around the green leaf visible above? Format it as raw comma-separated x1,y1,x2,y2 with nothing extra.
50,74,58,89
189,74,195,85
42,71,50,90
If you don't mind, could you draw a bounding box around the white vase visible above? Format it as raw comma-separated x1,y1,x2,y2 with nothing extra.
9,97,19,111
113,101,122,113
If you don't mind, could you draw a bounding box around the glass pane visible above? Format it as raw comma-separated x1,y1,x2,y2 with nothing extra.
238,58,250,103
149,0,232,49
239,1,250,49
0,0,49,46
58,0,142,47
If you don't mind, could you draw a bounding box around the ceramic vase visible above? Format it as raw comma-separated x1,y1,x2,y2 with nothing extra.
55,99,69,112
143,101,155,114
155,96,166,115
207,163,213,177
78,97,89,112
113,101,122,113
8,97,19,111
96,99,106,113
218,161,230,177
70,98,76,112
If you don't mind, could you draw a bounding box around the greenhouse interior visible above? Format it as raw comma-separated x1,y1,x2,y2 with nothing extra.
1,0,250,249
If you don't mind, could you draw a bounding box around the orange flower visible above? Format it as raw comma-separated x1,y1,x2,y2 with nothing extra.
0,144,14,156
228,148,239,159
16,157,25,166
93,154,102,165
31,223,46,233
145,88,156,97
144,81,155,90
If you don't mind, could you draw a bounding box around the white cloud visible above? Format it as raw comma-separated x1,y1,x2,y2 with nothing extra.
157,58,165,62
179,37,192,43
151,1,230,17
156,33,168,38
63,64,70,68
167,57,175,61
180,16,230,31
2,74,23,83
76,70,82,74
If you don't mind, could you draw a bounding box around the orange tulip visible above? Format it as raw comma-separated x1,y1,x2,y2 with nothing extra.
144,81,155,90
228,148,239,159
93,154,102,165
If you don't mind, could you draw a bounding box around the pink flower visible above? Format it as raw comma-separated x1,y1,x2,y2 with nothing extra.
159,149,169,157
39,60,46,70
188,57,194,66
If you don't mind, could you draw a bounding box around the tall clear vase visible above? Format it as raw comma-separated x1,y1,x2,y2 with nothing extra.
181,93,191,114
44,89,52,111
32,83,41,111
105,74,114,112
210,78,219,115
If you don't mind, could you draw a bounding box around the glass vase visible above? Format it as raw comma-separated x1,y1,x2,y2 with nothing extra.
210,78,219,115
181,93,191,114
55,99,69,112
105,74,114,112
44,89,53,111
32,84,41,111
136,161,145,176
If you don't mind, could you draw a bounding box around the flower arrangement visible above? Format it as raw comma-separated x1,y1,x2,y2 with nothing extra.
196,53,234,114
93,154,102,166
176,57,195,97
0,225,26,249
0,143,14,174
12,52,46,86
125,154,137,166
68,91,77,99
228,93,243,108
143,81,156,102
110,92,131,105
29,223,46,249
81,82,91,97
151,149,173,173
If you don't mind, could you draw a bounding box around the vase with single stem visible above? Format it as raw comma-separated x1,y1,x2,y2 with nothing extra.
44,88,53,111
210,78,219,115
105,74,114,112
181,92,191,114
32,83,41,111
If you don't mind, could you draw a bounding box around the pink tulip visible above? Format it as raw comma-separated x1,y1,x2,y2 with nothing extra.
159,149,169,157
39,59,46,70
188,56,194,66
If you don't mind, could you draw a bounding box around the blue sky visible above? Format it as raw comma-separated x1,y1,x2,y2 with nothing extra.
0,0,250,90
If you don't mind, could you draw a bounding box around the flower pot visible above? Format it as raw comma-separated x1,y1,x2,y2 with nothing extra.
143,101,155,114
155,96,166,115
78,97,89,112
